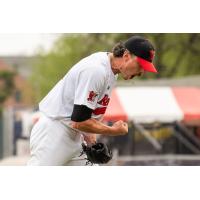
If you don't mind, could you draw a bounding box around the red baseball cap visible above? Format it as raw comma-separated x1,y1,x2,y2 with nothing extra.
124,36,158,73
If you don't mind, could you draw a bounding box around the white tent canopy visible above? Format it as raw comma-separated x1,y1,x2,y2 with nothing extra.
117,87,183,123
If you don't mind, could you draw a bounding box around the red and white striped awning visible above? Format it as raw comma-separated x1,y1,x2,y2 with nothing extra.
104,87,200,124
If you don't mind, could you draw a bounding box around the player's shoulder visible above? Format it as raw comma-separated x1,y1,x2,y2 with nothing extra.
81,52,109,76
82,52,108,64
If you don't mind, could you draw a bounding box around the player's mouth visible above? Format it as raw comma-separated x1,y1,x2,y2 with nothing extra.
130,75,135,79
127,75,136,80
130,72,143,79
123,75,135,80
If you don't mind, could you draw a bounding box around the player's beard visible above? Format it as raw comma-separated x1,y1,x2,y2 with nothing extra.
122,73,137,80
122,73,131,80
123,75,129,80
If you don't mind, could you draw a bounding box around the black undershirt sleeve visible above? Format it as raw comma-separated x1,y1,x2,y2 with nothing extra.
71,104,93,122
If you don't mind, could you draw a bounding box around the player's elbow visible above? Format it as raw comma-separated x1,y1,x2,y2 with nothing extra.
71,118,96,132
71,119,91,130
71,121,81,130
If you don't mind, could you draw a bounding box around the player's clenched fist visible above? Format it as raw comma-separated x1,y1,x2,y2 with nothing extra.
112,120,128,135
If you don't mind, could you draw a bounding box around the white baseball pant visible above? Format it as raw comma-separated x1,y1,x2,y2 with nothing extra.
27,114,88,166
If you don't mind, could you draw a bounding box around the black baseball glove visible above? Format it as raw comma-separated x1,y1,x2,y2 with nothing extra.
81,142,113,165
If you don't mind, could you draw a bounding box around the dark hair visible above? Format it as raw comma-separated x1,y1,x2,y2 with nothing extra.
112,42,126,57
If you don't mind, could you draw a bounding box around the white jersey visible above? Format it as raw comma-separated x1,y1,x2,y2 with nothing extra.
39,52,117,123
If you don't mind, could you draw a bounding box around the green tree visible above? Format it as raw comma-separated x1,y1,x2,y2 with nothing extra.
31,33,117,100
142,33,200,78
31,33,200,101
0,71,15,111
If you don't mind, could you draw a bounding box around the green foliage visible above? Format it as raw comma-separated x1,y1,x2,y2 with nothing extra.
0,71,15,109
31,33,200,101
142,33,200,78
31,33,119,100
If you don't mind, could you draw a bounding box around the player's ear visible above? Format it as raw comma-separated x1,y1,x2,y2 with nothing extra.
123,50,129,57
123,50,131,61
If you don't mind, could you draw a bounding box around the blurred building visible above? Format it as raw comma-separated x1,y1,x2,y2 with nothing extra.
0,58,36,158
0,57,35,108
0,56,35,78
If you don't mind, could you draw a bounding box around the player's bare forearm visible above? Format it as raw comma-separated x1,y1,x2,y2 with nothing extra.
71,118,128,136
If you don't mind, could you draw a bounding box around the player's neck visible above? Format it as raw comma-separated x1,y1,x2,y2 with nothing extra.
109,53,121,75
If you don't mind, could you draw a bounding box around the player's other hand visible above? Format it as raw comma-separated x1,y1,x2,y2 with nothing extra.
112,120,128,135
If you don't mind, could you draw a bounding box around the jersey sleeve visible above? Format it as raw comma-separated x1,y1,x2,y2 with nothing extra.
74,68,105,110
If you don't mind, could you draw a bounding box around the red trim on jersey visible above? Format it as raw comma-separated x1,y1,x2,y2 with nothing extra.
92,107,107,115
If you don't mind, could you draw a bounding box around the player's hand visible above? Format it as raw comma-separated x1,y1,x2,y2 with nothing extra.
83,133,96,145
112,120,128,135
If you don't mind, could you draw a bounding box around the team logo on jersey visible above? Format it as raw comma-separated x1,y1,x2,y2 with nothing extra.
97,94,110,106
87,91,98,102
92,94,110,115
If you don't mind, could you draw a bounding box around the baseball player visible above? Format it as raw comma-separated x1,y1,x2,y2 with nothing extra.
27,35,157,166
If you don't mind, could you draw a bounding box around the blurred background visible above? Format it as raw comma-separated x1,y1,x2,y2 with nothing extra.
0,33,200,165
